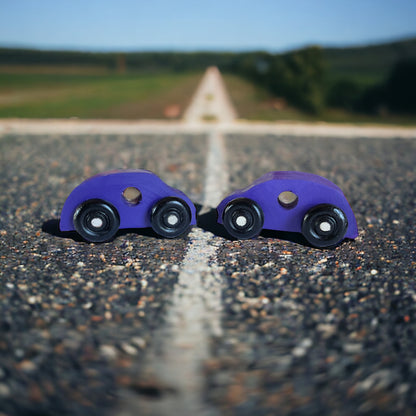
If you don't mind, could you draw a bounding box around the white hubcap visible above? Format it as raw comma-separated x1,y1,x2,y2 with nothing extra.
91,217,104,228
319,221,332,232
167,214,179,226
236,215,248,227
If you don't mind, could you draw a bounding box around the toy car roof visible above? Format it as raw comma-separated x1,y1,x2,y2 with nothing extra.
245,171,342,192
81,168,154,181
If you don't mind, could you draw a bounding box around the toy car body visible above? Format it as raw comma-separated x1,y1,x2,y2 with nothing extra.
60,169,196,242
217,171,358,248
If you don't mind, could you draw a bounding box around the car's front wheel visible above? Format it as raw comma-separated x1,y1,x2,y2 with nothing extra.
302,204,348,248
74,200,120,243
222,198,264,239
151,197,192,238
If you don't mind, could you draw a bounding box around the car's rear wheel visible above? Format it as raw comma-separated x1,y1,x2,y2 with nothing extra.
222,198,264,239
151,197,192,238
74,200,120,243
302,204,348,248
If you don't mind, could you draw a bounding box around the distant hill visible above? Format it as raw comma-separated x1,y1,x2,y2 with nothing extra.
1,37,416,81
323,37,416,83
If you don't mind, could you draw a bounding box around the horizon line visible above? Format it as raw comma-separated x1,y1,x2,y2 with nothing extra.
1,33,415,55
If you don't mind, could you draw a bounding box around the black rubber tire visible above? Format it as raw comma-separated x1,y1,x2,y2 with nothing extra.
302,204,348,248
74,200,120,243
151,197,192,238
222,198,264,239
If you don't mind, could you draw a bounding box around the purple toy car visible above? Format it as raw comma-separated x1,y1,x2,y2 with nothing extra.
217,171,358,248
60,169,196,242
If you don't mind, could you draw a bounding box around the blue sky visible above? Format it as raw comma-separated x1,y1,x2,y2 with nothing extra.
1,0,415,51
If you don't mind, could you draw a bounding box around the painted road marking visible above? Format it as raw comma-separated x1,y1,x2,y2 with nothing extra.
183,66,237,123
2,119,415,139
150,130,226,413
119,130,227,416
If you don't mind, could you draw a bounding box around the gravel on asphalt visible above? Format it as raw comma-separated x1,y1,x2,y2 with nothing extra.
205,134,416,415
1,132,416,416
0,133,207,416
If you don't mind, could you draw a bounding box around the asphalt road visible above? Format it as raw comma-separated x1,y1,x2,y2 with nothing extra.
0,130,415,416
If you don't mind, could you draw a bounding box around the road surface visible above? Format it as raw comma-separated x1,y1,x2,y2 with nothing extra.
0,68,416,416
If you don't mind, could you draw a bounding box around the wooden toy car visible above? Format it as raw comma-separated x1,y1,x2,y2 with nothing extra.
217,171,358,248
60,169,196,242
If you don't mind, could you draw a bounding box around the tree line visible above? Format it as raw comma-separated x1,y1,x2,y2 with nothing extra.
327,59,416,114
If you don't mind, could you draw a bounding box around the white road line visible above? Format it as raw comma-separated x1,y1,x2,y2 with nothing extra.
183,67,237,123
203,129,229,213
133,72,231,414
1,119,415,139
119,130,227,416
150,130,226,412
219,121,416,139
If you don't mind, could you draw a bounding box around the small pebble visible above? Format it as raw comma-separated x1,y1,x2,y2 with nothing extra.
120,343,138,356
0,383,11,397
100,345,118,360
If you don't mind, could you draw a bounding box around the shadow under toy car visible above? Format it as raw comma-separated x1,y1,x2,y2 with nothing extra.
60,169,196,242
217,171,358,248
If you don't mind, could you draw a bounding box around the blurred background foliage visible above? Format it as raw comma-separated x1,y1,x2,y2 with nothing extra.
0,36,415,122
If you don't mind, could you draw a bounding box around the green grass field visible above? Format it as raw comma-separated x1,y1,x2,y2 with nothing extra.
223,73,416,126
0,68,202,119
0,66,414,125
